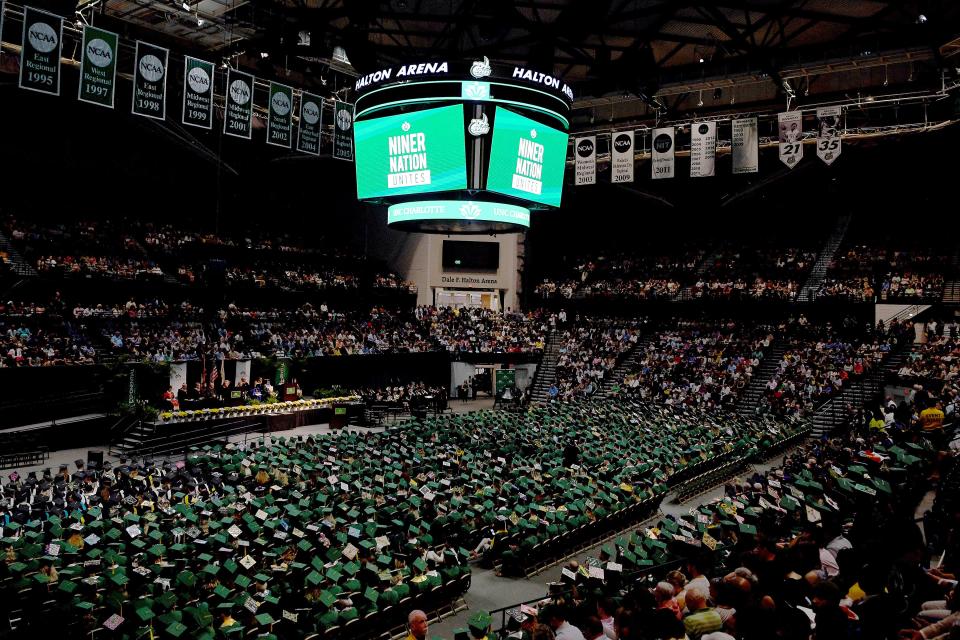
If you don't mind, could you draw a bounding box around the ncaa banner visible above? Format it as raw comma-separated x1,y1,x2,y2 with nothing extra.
574,136,596,185
78,25,119,108
266,82,293,149
182,56,214,129
333,101,355,161
651,127,674,180
816,106,842,166
19,7,64,96
224,68,254,139
690,121,716,177
610,131,634,183
132,41,168,120
778,111,803,168
296,92,323,156
731,117,758,174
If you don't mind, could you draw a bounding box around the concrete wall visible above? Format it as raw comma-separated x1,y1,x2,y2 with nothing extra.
364,209,522,310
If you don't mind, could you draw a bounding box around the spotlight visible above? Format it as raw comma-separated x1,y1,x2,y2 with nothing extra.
197,16,204,26
260,52,269,59
696,90,703,108
699,57,705,64
181,1,190,10
917,14,927,23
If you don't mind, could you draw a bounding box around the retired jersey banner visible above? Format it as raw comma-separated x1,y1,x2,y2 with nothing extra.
182,56,214,129
296,92,323,156
816,106,842,166
778,111,803,169
224,68,254,139
610,131,634,183
266,82,293,148
132,41,168,120
78,25,118,108
651,127,674,180
690,121,716,177
19,7,63,96
731,117,758,174
332,101,354,161
574,136,596,185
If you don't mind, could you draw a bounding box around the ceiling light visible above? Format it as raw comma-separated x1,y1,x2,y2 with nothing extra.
260,51,269,59
696,90,703,108
181,1,190,10
699,57,705,64
197,15,204,26
917,14,927,23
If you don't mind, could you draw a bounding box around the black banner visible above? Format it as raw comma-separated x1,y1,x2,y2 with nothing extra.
224,68,254,139
266,81,293,148
19,6,63,96
182,56,214,129
296,92,323,156
132,41,168,120
332,100,354,161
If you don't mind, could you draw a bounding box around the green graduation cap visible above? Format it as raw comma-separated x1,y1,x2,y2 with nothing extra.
166,621,189,638
468,611,492,631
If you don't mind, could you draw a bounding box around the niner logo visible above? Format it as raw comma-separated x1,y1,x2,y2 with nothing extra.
86,39,113,67
139,55,164,82
470,56,492,79
613,133,632,152
302,101,320,125
229,79,251,105
187,67,210,93
271,91,291,115
576,138,594,157
28,22,58,53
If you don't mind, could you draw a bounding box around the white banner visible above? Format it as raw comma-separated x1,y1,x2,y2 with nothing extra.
235,360,252,386
731,117,758,174
651,127,675,180
169,362,188,396
816,106,842,166
574,136,596,185
778,111,803,169
610,131,634,183
690,121,716,177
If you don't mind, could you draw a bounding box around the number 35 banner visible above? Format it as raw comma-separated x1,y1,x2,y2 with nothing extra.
19,7,64,96
778,111,803,169
816,106,842,166
78,25,119,108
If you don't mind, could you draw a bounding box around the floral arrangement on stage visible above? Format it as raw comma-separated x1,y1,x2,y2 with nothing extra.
158,396,360,423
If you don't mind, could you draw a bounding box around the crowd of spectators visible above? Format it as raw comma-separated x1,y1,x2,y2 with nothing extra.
618,320,773,409
897,320,960,381
692,247,816,301
818,244,952,302
415,306,549,354
550,318,643,399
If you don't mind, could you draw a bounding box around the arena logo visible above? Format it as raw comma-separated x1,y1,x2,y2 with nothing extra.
187,67,210,93
229,79,251,105
28,22,58,53
511,66,574,100
139,55,164,82
467,113,490,136
85,39,113,68
354,61,449,91
576,138,595,158
653,133,673,153
302,101,320,125
271,91,291,115
459,203,482,220
613,133,632,152
336,108,353,130
469,56,492,79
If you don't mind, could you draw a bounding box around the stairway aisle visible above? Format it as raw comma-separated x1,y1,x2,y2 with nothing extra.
798,214,852,302
602,334,655,397
528,330,561,404
0,229,37,277
735,343,787,414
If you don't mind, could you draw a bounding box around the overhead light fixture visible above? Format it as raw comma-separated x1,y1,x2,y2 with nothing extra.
883,65,889,86
181,1,190,10
197,15,204,26
696,90,703,108
298,30,311,46
699,57,705,64
917,14,927,23
260,51,269,59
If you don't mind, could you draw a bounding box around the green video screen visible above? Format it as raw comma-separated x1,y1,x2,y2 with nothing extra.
486,107,568,207
354,105,468,199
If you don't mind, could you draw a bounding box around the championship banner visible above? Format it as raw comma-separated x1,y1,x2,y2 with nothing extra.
574,136,596,185
78,25,118,108
182,56,214,129
19,7,63,96
132,41,168,120
651,127,675,179
224,68,254,139
690,121,716,178
296,92,323,156
332,101,355,161
610,130,634,183
266,82,293,148
731,117,758,174
816,106,842,166
778,111,803,169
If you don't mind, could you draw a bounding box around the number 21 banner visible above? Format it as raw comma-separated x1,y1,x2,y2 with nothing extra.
778,111,803,169
816,106,842,166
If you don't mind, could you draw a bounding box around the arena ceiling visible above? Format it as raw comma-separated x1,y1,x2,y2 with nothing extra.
70,0,960,121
